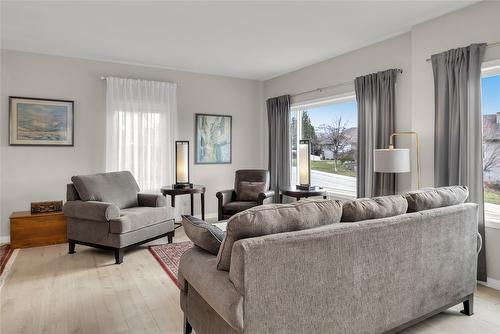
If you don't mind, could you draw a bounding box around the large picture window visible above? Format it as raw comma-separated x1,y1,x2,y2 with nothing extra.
290,95,357,199
482,61,500,223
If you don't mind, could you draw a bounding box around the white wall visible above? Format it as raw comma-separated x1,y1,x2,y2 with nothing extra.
0,50,265,239
264,1,500,283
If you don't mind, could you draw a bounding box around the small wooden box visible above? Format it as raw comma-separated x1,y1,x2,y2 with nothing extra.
10,211,67,249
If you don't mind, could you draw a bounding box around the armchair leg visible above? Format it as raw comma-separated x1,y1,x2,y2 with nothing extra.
68,240,76,254
461,294,474,316
217,199,223,221
115,248,124,264
167,231,174,244
184,314,192,334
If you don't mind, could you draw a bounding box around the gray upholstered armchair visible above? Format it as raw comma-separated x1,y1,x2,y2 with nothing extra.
63,171,175,264
216,169,274,220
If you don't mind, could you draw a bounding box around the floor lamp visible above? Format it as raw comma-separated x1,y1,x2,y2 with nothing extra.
374,131,421,190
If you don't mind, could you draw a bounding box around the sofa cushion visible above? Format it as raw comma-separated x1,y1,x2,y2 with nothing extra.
71,171,140,209
217,199,342,271
236,181,267,201
182,215,225,255
405,186,469,212
223,201,258,215
341,195,408,222
109,206,173,234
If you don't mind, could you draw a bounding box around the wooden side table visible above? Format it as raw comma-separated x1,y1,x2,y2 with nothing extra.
279,185,327,203
161,185,206,226
10,211,67,249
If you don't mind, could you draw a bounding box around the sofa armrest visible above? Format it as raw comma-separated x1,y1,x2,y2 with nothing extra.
63,200,120,222
257,190,275,205
138,193,167,207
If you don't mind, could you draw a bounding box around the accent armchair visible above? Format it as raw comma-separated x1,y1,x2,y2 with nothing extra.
63,171,175,264
216,169,274,220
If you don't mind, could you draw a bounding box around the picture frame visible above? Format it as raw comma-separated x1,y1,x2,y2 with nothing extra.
9,96,74,146
195,113,232,164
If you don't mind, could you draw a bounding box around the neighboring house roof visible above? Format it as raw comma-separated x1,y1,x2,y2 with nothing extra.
483,113,500,141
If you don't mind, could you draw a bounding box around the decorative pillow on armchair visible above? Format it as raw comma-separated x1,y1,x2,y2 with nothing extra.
182,215,225,255
236,181,267,201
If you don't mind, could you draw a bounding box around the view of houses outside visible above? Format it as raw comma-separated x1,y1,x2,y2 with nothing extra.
482,72,500,214
290,98,357,198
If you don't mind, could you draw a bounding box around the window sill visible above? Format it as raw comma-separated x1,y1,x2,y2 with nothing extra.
485,219,500,230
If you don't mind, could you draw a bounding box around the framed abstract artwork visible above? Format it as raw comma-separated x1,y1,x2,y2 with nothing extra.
9,96,74,146
195,113,232,164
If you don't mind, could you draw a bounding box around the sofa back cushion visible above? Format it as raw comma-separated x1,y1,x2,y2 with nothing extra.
71,171,140,209
216,199,342,271
405,186,468,212
341,195,408,222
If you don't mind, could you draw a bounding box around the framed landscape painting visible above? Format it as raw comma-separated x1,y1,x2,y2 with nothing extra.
195,113,232,164
9,97,74,146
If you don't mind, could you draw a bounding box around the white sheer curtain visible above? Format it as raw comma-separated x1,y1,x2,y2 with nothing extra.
105,77,177,192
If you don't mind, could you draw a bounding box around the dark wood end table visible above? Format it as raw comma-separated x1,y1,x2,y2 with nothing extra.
161,185,206,228
279,185,327,203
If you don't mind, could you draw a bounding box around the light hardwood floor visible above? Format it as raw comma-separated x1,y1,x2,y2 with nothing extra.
1,228,500,334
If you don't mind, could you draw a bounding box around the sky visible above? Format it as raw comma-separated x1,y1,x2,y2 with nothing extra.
305,100,357,129
303,74,499,126
482,75,500,115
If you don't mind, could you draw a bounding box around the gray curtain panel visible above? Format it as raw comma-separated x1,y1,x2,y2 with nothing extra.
432,43,487,281
355,69,398,198
267,95,291,202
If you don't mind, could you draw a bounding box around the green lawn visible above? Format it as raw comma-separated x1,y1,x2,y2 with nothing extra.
311,160,356,177
484,188,500,205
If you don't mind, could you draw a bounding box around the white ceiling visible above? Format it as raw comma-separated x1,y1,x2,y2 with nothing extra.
1,1,477,80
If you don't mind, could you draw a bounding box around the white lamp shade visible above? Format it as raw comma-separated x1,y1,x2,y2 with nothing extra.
374,148,410,173
176,141,189,183
298,141,310,185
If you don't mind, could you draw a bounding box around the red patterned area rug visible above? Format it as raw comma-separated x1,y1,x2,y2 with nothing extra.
0,244,14,276
149,241,193,287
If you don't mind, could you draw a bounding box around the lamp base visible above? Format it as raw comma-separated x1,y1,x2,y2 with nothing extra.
296,184,316,191
173,183,193,189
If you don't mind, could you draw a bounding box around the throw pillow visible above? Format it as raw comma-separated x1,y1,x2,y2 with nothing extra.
404,186,469,212
341,195,408,222
236,181,267,201
182,215,225,255
216,199,343,271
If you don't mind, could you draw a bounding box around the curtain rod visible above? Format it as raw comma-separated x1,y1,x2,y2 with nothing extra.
290,68,403,98
100,76,176,84
425,41,500,62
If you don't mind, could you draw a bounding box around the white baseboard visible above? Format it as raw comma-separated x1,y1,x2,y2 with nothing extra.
0,236,10,244
478,277,500,291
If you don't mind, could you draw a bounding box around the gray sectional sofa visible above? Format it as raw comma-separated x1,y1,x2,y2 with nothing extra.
179,186,479,334
63,171,175,264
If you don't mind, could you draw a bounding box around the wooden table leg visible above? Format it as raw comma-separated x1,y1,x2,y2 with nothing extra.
171,195,176,208
279,193,283,203
190,193,194,216
201,193,205,221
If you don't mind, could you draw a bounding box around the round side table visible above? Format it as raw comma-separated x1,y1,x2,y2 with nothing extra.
279,185,327,203
161,185,206,223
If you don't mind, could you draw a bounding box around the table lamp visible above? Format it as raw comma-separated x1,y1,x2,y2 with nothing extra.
297,139,314,190
174,141,193,189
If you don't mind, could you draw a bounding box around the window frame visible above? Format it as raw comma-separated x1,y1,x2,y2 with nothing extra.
481,59,500,230
290,93,358,200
